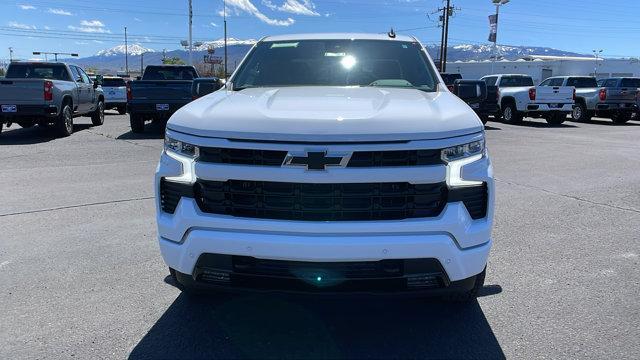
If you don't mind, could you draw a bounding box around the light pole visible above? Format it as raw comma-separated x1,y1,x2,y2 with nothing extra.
592,49,603,77
490,0,509,73
124,26,129,76
223,0,228,79
188,0,193,65
8,47,13,62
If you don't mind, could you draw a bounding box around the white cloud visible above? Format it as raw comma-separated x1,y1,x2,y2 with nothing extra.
263,0,319,16
75,41,89,45
210,22,219,27
134,17,142,22
48,8,73,16
44,26,51,30
19,5,36,10
68,25,111,33
93,40,104,44
278,0,319,16
8,21,36,30
80,20,105,27
223,0,295,26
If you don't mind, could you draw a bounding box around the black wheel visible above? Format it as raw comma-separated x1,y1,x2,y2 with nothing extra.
611,112,631,124
117,106,127,115
56,102,74,137
91,100,105,126
545,112,566,125
0,122,3,135
18,120,35,128
130,113,145,133
501,102,522,124
443,268,486,303
572,102,591,122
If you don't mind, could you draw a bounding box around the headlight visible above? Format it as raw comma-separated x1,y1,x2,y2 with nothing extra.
442,139,485,187
441,139,484,163
164,135,199,158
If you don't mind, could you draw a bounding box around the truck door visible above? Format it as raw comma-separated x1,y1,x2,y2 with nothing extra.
78,67,97,112
70,66,91,113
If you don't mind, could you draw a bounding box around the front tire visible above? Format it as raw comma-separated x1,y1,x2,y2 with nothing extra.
443,268,486,303
91,100,105,126
130,113,145,133
117,106,127,115
611,112,631,124
546,112,566,125
502,102,523,124
572,102,591,122
56,103,74,137
18,120,35,128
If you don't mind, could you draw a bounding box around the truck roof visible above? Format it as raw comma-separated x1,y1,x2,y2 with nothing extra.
262,32,416,42
482,74,530,78
8,61,69,66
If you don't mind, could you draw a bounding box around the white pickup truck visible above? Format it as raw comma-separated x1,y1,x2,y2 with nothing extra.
155,33,494,301
481,74,574,125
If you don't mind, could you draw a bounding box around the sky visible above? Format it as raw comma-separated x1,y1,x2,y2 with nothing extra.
1,0,640,61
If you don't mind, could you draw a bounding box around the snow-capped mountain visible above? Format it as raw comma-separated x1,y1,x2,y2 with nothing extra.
442,44,585,61
95,44,156,57
72,41,588,74
194,38,257,51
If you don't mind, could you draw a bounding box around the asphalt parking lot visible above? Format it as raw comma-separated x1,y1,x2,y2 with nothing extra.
1,112,639,359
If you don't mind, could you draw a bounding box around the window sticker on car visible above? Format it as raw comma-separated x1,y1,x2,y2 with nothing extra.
270,42,298,49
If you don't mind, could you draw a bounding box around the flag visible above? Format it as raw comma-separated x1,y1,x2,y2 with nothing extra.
488,14,498,42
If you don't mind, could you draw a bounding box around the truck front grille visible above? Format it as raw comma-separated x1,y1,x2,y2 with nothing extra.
197,147,443,167
194,180,447,221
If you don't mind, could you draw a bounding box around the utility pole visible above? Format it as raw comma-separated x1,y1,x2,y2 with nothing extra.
224,0,228,79
441,0,451,72
433,0,457,72
188,0,193,65
124,26,129,76
8,47,13,62
140,52,144,74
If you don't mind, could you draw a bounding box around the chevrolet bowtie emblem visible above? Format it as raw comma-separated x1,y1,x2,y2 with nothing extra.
283,151,351,170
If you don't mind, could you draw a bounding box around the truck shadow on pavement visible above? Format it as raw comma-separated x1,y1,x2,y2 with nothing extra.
117,123,166,140
0,124,92,145
129,281,505,360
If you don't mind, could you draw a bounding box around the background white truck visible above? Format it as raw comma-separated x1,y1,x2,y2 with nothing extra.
481,74,574,125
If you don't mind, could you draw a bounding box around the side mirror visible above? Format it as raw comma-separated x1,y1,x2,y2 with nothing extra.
192,79,222,99
453,80,487,104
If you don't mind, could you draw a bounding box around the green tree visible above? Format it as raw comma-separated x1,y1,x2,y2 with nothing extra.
0,68,5,77
162,57,186,65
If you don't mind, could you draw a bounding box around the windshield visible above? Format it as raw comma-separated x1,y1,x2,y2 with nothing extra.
621,78,640,88
499,76,534,87
143,66,198,80
102,78,126,87
6,64,70,81
232,39,438,91
566,77,597,88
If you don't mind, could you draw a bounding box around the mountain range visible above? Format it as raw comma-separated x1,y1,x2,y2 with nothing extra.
65,39,588,74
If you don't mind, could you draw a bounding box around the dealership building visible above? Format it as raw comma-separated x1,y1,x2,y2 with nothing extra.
446,55,640,84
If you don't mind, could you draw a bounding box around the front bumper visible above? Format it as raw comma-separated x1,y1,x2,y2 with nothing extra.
155,137,494,290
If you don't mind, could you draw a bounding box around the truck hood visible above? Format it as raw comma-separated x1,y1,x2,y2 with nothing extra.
167,86,483,142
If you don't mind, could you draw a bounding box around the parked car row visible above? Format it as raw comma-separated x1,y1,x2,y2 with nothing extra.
0,61,224,137
446,72,640,125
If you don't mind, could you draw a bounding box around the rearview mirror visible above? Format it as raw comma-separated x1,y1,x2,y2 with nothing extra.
453,80,487,104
